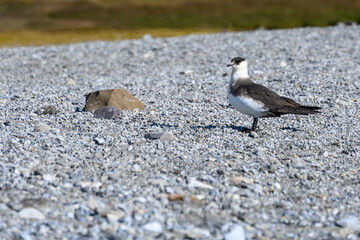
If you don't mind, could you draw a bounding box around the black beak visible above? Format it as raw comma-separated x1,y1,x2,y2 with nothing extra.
227,64,233,67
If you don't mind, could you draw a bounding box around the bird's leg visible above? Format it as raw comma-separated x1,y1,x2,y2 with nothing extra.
251,117,258,131
241,117,258,133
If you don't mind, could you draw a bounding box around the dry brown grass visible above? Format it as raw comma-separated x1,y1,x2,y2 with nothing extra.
0,28,220,47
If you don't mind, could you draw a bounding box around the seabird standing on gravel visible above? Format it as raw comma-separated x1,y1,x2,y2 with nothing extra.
227,57,321,132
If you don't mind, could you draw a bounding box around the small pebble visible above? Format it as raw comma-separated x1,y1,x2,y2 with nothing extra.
34,123,51,132
142,221,163,233
94,106,120,119
19,207,46,220
36,105,57,115
336,216,360,231
224,224,246,240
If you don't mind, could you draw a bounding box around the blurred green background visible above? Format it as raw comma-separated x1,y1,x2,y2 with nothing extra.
0,0,359,47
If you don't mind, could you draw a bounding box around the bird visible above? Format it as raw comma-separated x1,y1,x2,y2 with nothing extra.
227,57,321,132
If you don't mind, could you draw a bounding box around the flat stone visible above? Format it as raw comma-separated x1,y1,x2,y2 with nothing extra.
252,184,264,194
145,132,176,141
66,78,76,85
83,89,144,112
253,70,264,75
292,158,306,169
18,207,45,220
94,137,105,145
42,174,55,182
19,168,31,178
160,132,176,141
336,216,360,231
274,182,282,190
230,176,254,186
280,61,287,67
179,70,194,75
132,164,141,172
224,225,246,240
34,123,51,133
168,194,184,201
188,178,213,189
142,221,163,233
185,226,211,239
36,105,57,115
145,132,164,140
87,198,99,211
93,106,120,119
20,232,32,240
106,211,125,222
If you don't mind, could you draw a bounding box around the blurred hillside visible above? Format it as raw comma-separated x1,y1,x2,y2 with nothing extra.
0,0,359,46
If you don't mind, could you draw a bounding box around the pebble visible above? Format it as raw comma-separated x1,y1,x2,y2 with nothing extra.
230,176,254,186
93,137,105,145
185,226,211,239
18,207,46,220
142,221,163,233
280,61,287,67
19,168,31,178
66,78,76,85
179,70,194,75
188,178,213,189
274,182,282,190
144,132,164,140
144,131,175,141
168,194,184,201
336,216,360,231
42,174,55,182
20,232,33,240
83,89,144,112
132,164,141,172
106,211,125,222
253,70,264,75
159,132,176,142
93,106,120,119
224,224,246,240
36,105,57,115
323,151,329,157
34,123,51,132
292,158,306,169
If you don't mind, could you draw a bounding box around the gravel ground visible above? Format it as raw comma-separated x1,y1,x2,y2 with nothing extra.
0,24,359,239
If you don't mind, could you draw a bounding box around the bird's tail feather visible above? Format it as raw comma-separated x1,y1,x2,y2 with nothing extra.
271,106,322,115
300,106,322,110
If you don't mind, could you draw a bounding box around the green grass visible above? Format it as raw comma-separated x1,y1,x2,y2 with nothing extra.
0,0,359,46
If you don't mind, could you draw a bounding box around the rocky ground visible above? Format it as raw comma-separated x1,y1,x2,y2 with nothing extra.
0,24,359,239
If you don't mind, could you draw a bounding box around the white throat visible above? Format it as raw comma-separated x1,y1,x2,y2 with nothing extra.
229,61,249,91
232,61,249,79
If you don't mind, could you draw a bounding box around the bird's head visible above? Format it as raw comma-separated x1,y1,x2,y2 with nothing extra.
227,57,248,78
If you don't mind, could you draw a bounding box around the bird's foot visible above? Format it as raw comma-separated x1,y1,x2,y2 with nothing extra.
241,127,253,133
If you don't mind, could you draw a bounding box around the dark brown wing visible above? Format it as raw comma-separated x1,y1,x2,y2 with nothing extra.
231,81,321,117
231,82,291,108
